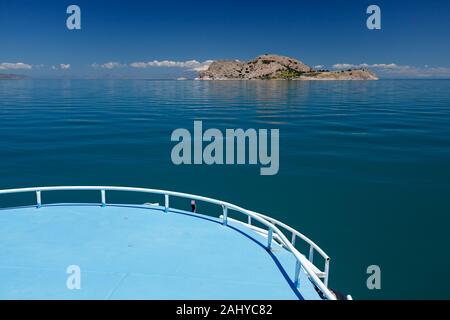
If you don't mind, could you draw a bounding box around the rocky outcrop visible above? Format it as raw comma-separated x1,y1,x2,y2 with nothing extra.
0,73,26,80
198,54,378,80
296,69,378,80
200,60,246,80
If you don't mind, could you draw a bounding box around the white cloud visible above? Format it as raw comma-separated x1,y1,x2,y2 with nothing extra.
371,63,400,69
130,59,214,71
190,60,214,72
381,66,450,77
0,62,32,70
60,64,71,70
103,62,124,69
332,63,358,69
92,61,125,69
89,59,214,71
332,63,407,70
314,65,324,69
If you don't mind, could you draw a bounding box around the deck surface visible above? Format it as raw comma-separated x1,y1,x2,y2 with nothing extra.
0,204,321,300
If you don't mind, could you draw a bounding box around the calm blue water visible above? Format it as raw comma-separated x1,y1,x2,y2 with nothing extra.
1,79,449,299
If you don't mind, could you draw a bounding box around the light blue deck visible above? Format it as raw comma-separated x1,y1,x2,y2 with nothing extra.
0,204,322,300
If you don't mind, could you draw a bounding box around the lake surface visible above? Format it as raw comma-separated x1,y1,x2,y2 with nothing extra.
1,79,449,299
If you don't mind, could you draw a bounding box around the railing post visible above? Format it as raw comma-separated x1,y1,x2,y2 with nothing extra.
267,228,273,250
222,205,228,226
291,233,296,246
164,194,169,213
247,215,251,225
294,260,301,287
101,190,106,207
36,190,41,208
309,245,314,263
324,258,330,287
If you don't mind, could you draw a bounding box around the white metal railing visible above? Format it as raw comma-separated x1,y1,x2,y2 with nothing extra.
224,214,330,287
0,186,337,300
253,212,330,287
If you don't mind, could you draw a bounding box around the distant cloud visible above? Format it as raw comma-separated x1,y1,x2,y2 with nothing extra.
382,66,450,78
89,59,214,72
332,63,406,70
332,63,356,69
314,65,324,69
371,63,400,69
60,64,71,70
0,62,32,70
190,61,214,72
130,59,213,71
92,61,125,69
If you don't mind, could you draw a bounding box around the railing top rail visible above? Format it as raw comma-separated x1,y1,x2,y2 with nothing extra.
0,186,336,300
255,212,329,260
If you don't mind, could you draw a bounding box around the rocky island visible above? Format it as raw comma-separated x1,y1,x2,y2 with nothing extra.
198,54,378,80
0,74,27,80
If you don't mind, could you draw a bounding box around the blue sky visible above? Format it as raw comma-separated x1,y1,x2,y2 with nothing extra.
1,0,450,78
